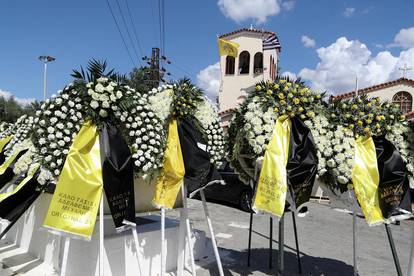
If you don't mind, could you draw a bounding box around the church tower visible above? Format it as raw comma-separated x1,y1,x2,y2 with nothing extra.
218,28,281,128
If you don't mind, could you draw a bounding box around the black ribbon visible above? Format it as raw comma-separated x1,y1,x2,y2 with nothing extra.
0,149,29,190
99,123,136,231
177,118,223,196
0,171,42,239
374,135,411,219
286,117,318,213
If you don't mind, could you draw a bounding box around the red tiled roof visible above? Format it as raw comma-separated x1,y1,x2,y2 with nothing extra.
331,78,414,122
332,78,414,101
218,28,275,39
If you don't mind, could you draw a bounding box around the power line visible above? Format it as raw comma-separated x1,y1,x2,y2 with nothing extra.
123,0,144,59
149,0,159,47
161,0,166,55
158,0,163,55
105,0,137,67
114,0,142,65
169,62,196,79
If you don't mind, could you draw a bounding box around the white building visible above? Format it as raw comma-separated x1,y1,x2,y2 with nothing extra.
332,77,414,124
217,28,281,128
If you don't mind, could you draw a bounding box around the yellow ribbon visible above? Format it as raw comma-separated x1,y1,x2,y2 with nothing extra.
253,116,291,218
352,136,384,225
43,121,103,239
0,135,12,153
0,163,40,202
0,148,28,175
152,119,185,209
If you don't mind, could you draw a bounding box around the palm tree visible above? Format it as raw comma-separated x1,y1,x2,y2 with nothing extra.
71,59,127,84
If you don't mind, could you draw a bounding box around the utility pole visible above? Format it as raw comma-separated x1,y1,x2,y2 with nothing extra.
142,47,171,87
38,55,56,100
151,47,161,87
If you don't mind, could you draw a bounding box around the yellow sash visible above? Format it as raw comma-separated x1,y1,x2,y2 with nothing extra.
253,116,291,218
0,135,12,153
152,119,185,209
0,164,40,202
352,136,384,225
43,121,103,239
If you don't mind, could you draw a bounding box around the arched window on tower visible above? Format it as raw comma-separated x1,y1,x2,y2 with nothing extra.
253,52,263,74
238,51,250,74
225,56,235,75
393,91,413,113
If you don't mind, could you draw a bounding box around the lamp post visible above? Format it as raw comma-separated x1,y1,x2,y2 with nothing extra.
38,55,56,100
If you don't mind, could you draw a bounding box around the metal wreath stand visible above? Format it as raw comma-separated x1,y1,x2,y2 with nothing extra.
160,183,224,276
242,157,302,275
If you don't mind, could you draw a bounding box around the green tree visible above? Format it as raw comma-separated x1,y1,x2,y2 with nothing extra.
128,66,157,93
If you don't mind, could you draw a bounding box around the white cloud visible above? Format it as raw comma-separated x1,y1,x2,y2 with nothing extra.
281,71,297,80
0,89,35,106
301,35,316,48
343,7,356,17
394,27,414,49
282,0,295,11
217,0,281,24
197,62,221,100
298,36,414,94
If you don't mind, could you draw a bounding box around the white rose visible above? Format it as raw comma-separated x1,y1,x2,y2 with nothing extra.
90,100,99,109
102,101,110,108
105,85,114,93
116,91,123,99
99,109,108,118
95,83,105,92
110,94,117,102
97,77,108,83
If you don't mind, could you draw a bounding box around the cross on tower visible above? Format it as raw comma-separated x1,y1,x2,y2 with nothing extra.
399,63,412,78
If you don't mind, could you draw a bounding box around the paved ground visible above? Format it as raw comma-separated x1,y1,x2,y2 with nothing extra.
169,199,413,276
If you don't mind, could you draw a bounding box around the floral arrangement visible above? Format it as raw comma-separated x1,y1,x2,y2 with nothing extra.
1,115,35,157
227,78,324,183
0,122,10,133
306,95,414,190
31,60,167,180
305,114,355,188
147,79,225,167
32,85,84,177
114,93,166,175
11,139,37,176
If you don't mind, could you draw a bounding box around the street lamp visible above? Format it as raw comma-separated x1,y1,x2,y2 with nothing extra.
38,55,56,101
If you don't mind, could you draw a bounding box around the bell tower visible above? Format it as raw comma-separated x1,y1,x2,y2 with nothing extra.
217,28,281,128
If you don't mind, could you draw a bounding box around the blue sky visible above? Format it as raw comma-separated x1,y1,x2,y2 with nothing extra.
1,0,414,103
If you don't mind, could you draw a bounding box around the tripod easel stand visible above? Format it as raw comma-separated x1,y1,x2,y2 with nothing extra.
161,184,224,276
59,194,144,276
